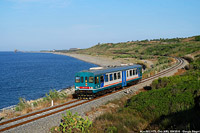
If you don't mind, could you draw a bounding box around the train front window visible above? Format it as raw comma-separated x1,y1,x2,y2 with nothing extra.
114,73,117,80
89,77,94,83
75,77,80,83
136,69,138,75
81,77,83,83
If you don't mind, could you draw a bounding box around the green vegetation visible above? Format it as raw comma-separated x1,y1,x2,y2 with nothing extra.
64,35,199,79
144,42,199,57
195,35,200,41
49,35,200,132
51,110,92,133
51,36,200,132
61,35,200,79
15,89,68,112
90,57,200,132
71,36,200,59
15,98,30,111
43,89,68,102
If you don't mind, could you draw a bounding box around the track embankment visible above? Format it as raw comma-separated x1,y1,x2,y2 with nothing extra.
0,57,188,133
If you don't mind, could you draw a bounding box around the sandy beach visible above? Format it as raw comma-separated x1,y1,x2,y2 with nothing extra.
53,52,123,67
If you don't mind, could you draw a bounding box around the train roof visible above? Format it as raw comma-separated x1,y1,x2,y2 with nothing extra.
79,65,141,75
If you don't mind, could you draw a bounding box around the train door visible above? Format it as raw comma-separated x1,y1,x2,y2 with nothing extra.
137,68,141,77
122,71,127,87
100,75,105,88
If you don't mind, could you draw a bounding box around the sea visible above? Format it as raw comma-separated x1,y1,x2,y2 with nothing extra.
0,52,97,109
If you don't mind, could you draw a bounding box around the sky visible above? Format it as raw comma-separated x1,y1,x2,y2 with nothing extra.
0,0,200,51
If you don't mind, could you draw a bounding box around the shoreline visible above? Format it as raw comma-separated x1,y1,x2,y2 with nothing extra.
52,52,123,67
0,52,119,115
0,51,148,111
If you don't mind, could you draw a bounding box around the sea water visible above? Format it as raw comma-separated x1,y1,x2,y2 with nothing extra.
0,52,97,109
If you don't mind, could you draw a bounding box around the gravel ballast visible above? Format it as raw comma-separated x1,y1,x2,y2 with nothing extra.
3,57,188,133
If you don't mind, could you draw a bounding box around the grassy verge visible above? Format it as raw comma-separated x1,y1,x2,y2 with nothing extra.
0,89,70,120
89,57,200,132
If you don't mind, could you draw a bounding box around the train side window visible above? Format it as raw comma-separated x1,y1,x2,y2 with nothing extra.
85,77,88,83
114,73,117,80
105,75,108,82
118,72,121,79
75,76,80,83
133,70,135,75
130,70,132,76
81,77,83,83
100,76,104,82
110,74,113,81
95,77,99,84
89,76,94,83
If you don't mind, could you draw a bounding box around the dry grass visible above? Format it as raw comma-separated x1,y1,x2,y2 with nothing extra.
174,68,186,76
86,88,150,132
0,91,72,121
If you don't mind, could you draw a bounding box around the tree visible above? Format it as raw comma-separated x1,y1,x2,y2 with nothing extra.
194,35,200,41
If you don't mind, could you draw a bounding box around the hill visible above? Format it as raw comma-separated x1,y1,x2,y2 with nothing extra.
64,35,200,78
52,35,200,132
73,35,200,59
90,56,200,132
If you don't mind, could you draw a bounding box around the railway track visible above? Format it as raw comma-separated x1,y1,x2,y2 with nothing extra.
0,57,185,132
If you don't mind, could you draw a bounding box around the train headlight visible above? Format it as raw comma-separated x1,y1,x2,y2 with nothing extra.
76,86,80,89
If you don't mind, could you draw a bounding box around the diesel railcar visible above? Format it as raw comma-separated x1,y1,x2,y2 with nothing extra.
74,65,142,99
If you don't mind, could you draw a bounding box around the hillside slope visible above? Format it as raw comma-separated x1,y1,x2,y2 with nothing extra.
90,57,200,132
67,35,200,78
74,35,200,59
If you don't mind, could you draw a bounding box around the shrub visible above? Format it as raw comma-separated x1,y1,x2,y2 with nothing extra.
59,110,92,133
105,126,117,133
15,98,30,111
33,102,38,107
194,35,200,41
44,89,67,102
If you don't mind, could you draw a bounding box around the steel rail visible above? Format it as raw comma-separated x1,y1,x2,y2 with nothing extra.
0,57,184,132
0,99,80,126
140,57,183,83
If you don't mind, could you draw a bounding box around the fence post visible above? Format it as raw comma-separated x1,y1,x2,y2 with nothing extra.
51,100,53,106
